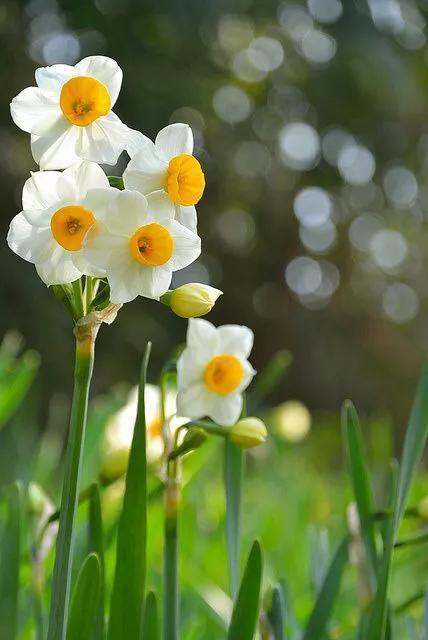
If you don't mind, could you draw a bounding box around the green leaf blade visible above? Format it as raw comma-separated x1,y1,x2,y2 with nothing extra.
342,400,377,587
302,536,348,640
224,439,243,599
88,483,105,640
0,483,21,640
66,552,101,640
107,342,151,640
268,583,286,640
227,540,263,640
143,590,160,640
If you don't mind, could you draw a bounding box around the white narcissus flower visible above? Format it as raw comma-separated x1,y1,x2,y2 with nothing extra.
123,123,205,232
10,56,129,170
102,384,187,479
7,160,115,285
176,318,256,427
81,189,201,304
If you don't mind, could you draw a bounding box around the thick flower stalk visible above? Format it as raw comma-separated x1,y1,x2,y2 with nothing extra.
47,318,95,639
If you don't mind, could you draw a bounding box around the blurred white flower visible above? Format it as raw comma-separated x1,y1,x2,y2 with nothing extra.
273,400,311,442
10,56,129,169
102,384,186,479
177,318,256,426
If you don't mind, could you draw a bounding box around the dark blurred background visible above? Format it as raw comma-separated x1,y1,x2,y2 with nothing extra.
2,0,428,428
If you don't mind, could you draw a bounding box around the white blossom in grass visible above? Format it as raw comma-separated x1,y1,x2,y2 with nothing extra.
7,160,114,285
102,384,187,480
123,123,205,232
10,56,129,169
176,318,256,427
81,189,201,304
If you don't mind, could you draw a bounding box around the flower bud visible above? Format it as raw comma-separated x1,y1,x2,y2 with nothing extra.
164,284,223,318
230,417,267,448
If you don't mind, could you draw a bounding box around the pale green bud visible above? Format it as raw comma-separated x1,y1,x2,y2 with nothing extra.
163,283,223,318
230,417,267,448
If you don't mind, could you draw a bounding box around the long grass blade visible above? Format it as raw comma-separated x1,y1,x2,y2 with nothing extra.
302,536,348,640
66,552,101,640
227,540,263,640
224,439,243,600
143,590,160,640
342,401,377,589
367,364,428,639
0,483,21,640
88,483,105,640
366,461,398,640
268,583,286,640
107,342,151,639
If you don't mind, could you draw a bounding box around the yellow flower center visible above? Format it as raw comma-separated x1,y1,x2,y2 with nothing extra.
129,223,174,266
147,417,162,439
60,76,111,126
204,354,243,396
165,154,205,206
50,205,96,251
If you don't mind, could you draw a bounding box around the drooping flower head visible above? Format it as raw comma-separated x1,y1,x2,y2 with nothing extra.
177,318,256,426
7,160,115,285
10,56,129,170
123,124,205,232
81,189,201,303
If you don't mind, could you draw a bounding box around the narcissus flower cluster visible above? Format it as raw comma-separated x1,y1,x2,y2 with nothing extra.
8,55,267,445
8,56,204,304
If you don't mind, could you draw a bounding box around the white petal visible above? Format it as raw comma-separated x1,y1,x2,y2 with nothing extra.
176,384,214,420
236,359,256,393
146,190,175,223
186,318,219,354
155,123,193,161
166,219,201,271
107,258,145,303
126,128,155,158
35,64,74,94
106,189,148,236
82,222,128,271
209,393,243,427
76,113,128,165
123,147,167,195
36,246,82,285
175,205,197,233
216,325,254,359
83,187,119,217
148,265,172,298
62,160,109,200
177,349,204,388
22,170,62,210
7,213,52,263
71,250,105,277
22,207,55,228
10,86,60,135
31,127,80,170
73,56,123,106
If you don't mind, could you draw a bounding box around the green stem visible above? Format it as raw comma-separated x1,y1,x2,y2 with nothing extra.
71,279,85,319
85,277,94,315
163,478,180,640
47,335,95,640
